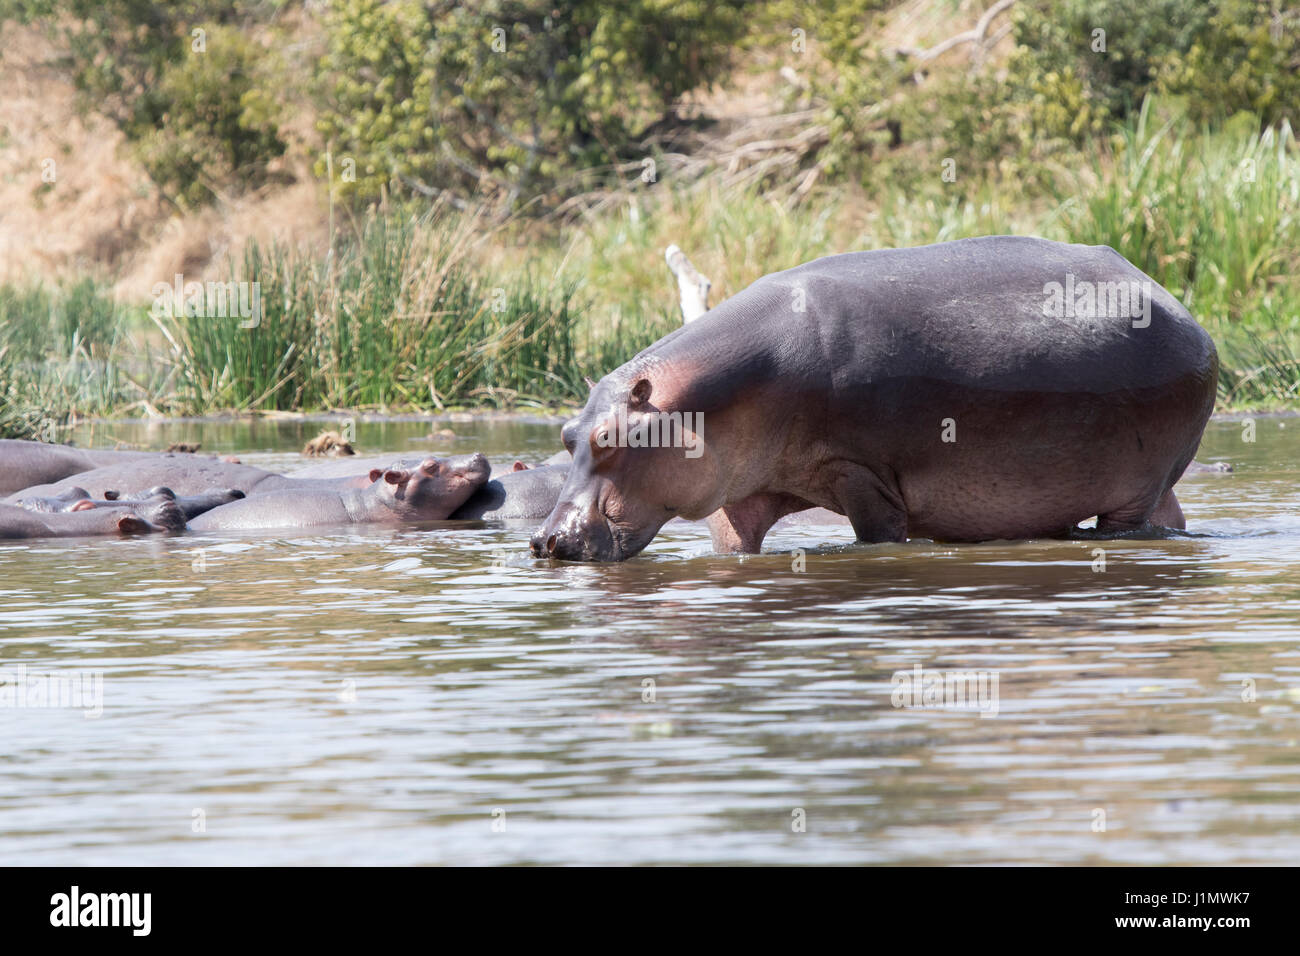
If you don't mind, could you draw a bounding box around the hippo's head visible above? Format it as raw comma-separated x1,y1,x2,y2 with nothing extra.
373,453,490,519
16,486,92,513
530,372,717,561
70,492,187,533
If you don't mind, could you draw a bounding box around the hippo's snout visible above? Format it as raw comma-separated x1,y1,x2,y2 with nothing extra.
530,501,617,561
451,452,491,487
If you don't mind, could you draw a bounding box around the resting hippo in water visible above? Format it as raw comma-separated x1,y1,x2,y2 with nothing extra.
189,454,489,530
110,486,246,520
0,439,168,497
0,493,185,538
449,463,570,520
531,236,1218,561
291,454,558,482
3,454,374,503
16,485,245,520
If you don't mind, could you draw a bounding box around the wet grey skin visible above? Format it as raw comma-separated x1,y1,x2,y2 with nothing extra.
188,454,490,531
0,493,185,539
0,439,167,497
16,485,245,521
449,464,570,520
114,486,246,520
532,236,1219,561
2,455,375,503
291,455,553,482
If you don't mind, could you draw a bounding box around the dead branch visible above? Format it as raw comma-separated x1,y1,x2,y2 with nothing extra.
893,0,1016,63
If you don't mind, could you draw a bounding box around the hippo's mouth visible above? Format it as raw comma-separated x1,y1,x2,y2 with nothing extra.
586,503,659,562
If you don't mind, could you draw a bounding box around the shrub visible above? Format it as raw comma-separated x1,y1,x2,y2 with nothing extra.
316,0,748,207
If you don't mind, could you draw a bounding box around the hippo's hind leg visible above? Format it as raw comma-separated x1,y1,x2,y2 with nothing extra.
1096,487,1185,532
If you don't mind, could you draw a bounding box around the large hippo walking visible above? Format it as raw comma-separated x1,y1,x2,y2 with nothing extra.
531,236,1218,561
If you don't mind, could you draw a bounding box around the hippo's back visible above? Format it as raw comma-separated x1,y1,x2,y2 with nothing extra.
767,236,1216,395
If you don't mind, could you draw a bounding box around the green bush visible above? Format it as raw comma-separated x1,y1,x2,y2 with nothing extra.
134,24,287,208
316,0,748,207
13,1,288,208
1156,0,1300,127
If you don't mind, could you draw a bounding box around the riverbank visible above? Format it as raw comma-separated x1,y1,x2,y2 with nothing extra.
3,109,1298,438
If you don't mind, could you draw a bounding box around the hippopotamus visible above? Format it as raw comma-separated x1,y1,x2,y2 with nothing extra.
531,236,1218,561
0,439,167,497
0,493,185,538
189,454,489,530
290,454,556,482
2,454,373,503
110,486,246,520
286,454,422,480
449,463,570,520
15,485,245,520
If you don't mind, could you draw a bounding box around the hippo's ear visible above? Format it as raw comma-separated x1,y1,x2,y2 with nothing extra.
369,468,384,483
584,376,597,391
629,378,652,407
116,514,151,534
383,468,412,486
512,460,529,472
561,418,580,454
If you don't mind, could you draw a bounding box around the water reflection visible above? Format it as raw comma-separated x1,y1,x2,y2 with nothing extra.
0,418,1298,864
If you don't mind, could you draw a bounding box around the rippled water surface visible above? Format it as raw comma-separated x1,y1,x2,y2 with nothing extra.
2,417,1298,864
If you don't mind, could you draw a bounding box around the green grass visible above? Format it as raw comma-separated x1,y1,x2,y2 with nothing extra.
3,108,1300,436
157,210,590,413
0,279,166,438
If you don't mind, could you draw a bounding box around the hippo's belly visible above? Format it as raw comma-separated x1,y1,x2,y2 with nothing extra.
851,367,1213,541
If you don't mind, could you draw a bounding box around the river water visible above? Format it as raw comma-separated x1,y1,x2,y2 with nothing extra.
1,417,1297,865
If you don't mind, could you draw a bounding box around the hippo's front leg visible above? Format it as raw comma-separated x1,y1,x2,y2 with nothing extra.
705,492,813,553
833,465,908,544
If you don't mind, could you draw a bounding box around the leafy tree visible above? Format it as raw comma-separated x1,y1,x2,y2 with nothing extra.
316,0,748,207
7,1,288,207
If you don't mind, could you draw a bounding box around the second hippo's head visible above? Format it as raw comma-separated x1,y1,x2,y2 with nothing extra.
530,370,717,562
373,453,490,519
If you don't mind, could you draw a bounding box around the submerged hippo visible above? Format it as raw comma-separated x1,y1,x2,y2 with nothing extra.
3,455,373,503
189,454,489,530
531,236,1218,561
449,463,570,520
16,485,245,520
0,439,165,497
0,493,185,539
109,486,246,520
